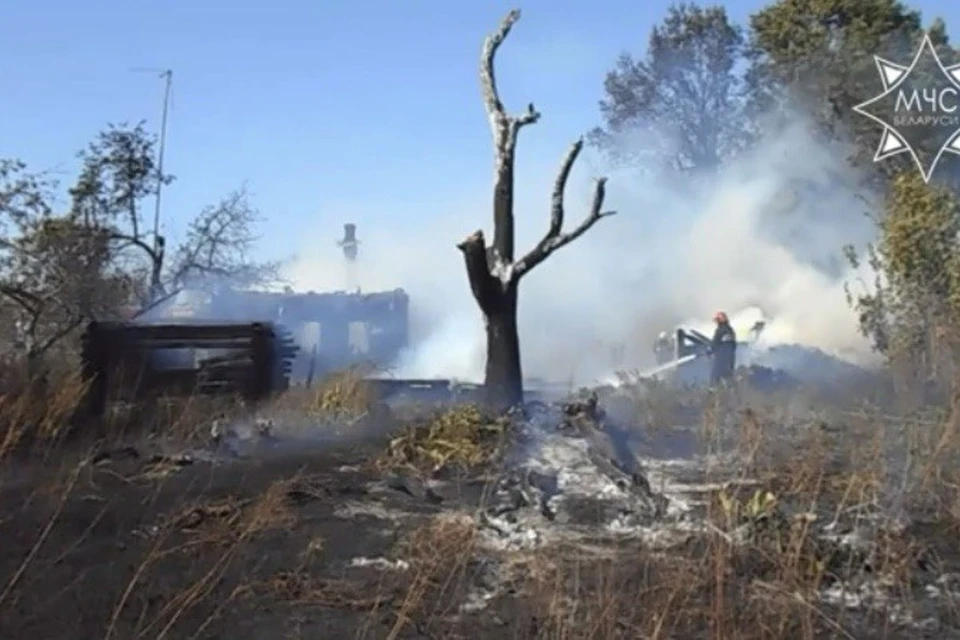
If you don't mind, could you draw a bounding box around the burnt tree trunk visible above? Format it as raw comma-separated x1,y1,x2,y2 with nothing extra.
458,229,523,409
460,9,615,410
485,284,522,407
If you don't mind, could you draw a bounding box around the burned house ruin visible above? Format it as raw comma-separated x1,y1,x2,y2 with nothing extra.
141,287,410,380
78,285,410,415
83,224,412,407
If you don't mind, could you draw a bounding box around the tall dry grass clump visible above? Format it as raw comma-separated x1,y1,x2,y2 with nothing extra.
272,366,377,427
0,367,89,460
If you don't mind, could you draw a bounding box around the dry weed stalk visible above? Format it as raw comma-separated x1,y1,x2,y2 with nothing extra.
0,461,83,610
387,515,477,638
143,394,250,442
111,477,301,639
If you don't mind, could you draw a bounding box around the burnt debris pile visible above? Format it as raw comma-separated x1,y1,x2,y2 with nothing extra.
479,396,676,550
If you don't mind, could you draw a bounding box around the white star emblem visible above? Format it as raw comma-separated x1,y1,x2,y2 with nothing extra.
853,34,960,183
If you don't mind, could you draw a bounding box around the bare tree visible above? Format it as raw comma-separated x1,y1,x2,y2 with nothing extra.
168,186,280,290
458,9,616,409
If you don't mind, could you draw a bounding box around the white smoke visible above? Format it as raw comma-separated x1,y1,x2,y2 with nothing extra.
283,116,881,384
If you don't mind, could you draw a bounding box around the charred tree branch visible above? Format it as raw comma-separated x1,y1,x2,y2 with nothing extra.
547,138,583,237
480,10,540,134
513,139,616,279
457,230,499,314
108,231,165,299
108,231,161,266
481,9,541,264
32,315,84,358
0,285,43,314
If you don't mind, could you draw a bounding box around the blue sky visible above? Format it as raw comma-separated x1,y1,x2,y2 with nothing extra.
1,0,956,266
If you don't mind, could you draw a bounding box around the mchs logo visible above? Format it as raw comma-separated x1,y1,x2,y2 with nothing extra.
853,34,960,182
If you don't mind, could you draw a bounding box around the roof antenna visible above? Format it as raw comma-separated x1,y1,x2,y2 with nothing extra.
130,67,173,254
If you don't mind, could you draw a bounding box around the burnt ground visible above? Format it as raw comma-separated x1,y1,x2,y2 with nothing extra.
2,413,960,639
0,435,480,639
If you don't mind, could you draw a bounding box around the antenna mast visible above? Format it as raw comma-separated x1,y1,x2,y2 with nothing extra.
153,70,173,252
131,67,173,253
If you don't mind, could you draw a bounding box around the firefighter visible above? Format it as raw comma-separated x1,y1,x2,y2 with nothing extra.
710,311,736,384
653,331,673,365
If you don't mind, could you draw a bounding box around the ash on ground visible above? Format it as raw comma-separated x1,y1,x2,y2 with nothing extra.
477,396,715,552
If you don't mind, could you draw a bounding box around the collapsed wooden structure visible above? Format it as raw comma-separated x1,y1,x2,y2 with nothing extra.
146,287,410,379
79,321,298,417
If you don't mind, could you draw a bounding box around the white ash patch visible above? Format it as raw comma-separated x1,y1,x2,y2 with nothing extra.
525,434,627,497
460,590,496,613
639,457,750,512
928,573,960,599
150,447,222,465
448,410,960,635
458,558,508,614
816,580,942,632
348,556,410,571
334,500,408,524
813,562,960,632
475,426,742,552
817,578,942,633
819,578,892,609
791,511,959,632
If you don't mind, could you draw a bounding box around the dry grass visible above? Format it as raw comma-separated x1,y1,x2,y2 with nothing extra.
378,404,511,474
99,475,310,640
350,379,960,638
385,514,480,634
0,369,89,460
270,366,379,427
0,369,262,461
4,354,960,638
162,477,300,543
0,360,383,463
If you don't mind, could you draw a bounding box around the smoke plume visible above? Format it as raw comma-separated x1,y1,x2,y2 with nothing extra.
284,117,881,385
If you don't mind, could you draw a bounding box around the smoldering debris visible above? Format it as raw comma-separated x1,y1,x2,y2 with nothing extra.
746,343,875,384
474,400,707,552
452,398,957,631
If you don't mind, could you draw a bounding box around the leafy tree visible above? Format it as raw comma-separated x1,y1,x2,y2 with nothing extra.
70,121,172,300
847,171,960,400
749,1,960,403
591,3,750,175
0,122,278,376
459,10,616,409
747,0,951,177
0,161,123,368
